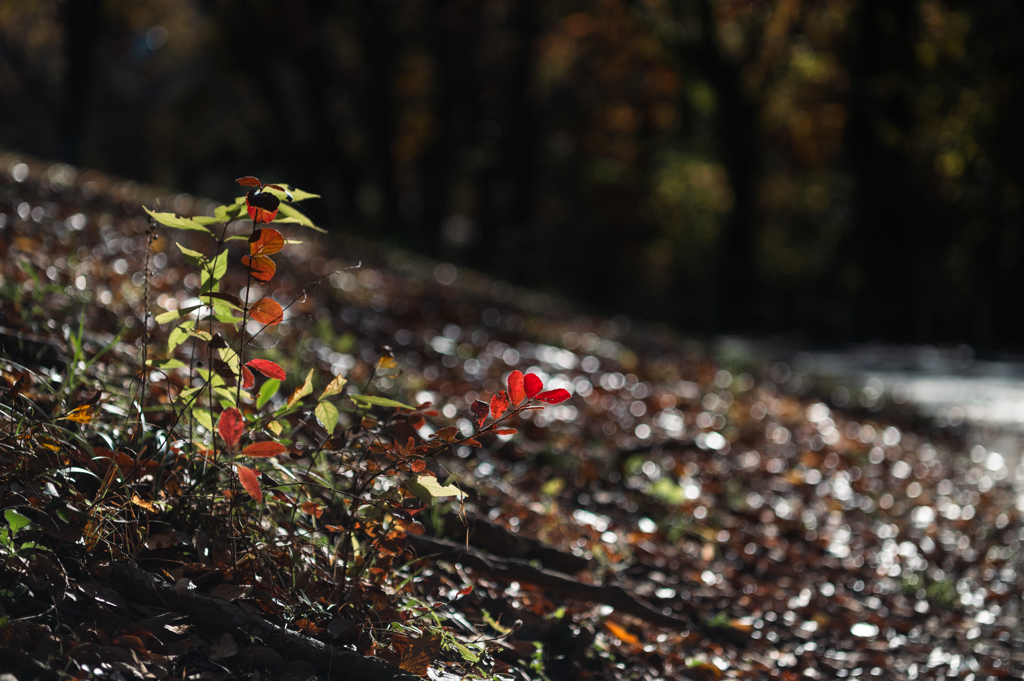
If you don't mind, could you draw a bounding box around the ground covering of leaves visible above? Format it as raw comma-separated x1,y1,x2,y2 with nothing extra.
1,152,1024,681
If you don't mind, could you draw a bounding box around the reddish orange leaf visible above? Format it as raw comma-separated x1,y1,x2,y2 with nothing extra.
241,254,276,281
249,228,285,256
236,464,263,502
433,426,459,442
217,408,244,448
457,585,474,596
241,441,287,458
491,428,517,436
245,189,280,223
507,370,526,405
246,358,286,380
524,373,543,399
235,176,262,188
249,297,283,325
241,366,255,389
300,502,324,518
536,388,571,404
604,621,641,649
490,390,510,419
470,400,489,428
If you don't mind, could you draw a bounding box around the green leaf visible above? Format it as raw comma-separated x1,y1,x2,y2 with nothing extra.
155,305,200,324
262,185,321,202
257,378,281,409
192,406,214,432
144,206,213,234
5,509,30,535
215,201,247,223
148,358,189,371
177,386,203,403
200,250,229,292
17,541,49,553
276,203,326,233
176,243,208,268
348,394,415,411
315,401,339,434
211,308,244,324
452,642,480,664
167,322,193,353
406,475,465,503
214,386,248,406
218,346,241,371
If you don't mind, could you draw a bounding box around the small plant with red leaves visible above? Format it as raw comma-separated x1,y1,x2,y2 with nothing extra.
139,178,573,674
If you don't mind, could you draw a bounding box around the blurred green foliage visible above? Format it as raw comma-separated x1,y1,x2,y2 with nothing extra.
1,0,1021,345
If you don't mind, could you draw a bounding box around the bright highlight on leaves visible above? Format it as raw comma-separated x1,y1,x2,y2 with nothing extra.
217,408,244,448
236,465,262,502
524,373,543,399
249,297,283,325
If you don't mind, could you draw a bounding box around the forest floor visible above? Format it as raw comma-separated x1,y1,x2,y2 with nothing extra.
1,153,1023,681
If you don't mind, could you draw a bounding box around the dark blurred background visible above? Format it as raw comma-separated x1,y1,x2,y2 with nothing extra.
2,0,1022,350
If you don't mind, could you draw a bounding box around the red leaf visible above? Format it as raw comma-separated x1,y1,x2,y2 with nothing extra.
491,428,517,436
249,297,283,325
248,228,285,257
246,358,286,380
217,408,244,448
536,388,571,404
490,390,510,419
242,229,284,280
236,465,263,502
457,585,474,596
241,366,255,389
241,254,276,282
241,441,288,458
524,373,544,399
245,189,281,223
235,176,263,188
470,400,489,428
507,370,526,405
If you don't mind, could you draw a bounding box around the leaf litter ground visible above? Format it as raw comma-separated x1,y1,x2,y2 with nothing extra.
1,154,1023,680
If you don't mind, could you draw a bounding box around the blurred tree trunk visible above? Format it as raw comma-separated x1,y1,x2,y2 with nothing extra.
360,0,399,235
474,0,538,270
60,0,103,164
694,0,759,331
845,1,917,309
419,0,479,253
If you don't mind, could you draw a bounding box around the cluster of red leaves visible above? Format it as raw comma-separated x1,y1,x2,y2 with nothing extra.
471,370,570,429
